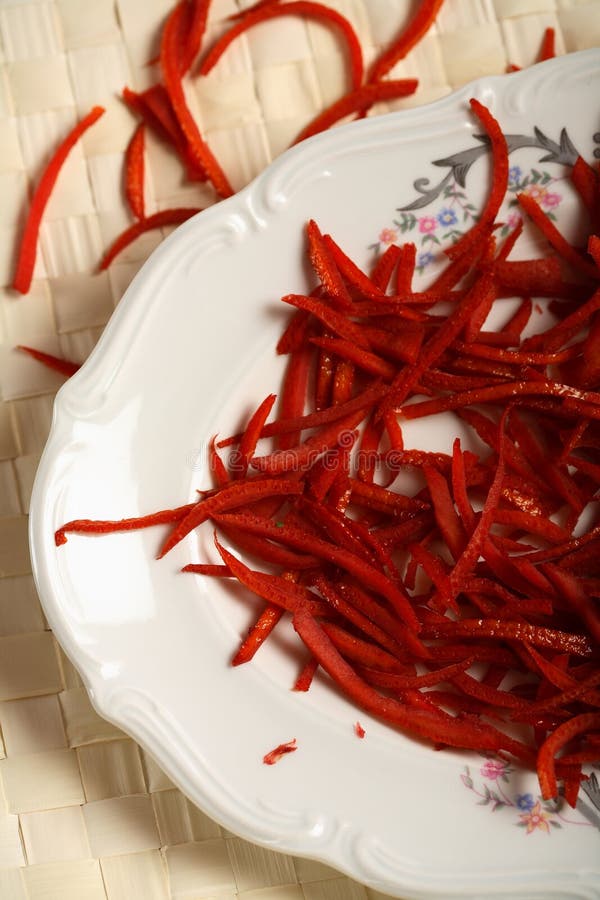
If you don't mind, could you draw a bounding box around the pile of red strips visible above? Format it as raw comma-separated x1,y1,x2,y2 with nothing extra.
12,0,449,299
11,2,560,309
55,90,600,803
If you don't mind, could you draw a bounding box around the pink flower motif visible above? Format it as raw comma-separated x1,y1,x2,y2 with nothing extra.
541,192,561,210
507,212,522,230
525,184,546,201
379,227,397,245
418,216,437,234
480,759,507,781
519,801,551,835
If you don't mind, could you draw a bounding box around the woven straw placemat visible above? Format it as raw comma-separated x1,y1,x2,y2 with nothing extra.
0,1,599,898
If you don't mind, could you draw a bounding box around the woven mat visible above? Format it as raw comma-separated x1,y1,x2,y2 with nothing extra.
0,1,599,898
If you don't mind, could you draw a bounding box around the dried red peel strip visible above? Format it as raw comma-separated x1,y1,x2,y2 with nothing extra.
237,394,277,477
361,659,473,691
232,604,284,666
571,156,599,217
161,2,233,198
516,670,600,718
55,504,195,547
538,27,556,62
125,123,145,219
368,0,444,83
249,410,365,474
219,382,385,446
451,438,476,532
282,293,370,347
295,79,419,144
122,85,206,182
371,244,402,293
13,106,105,294
396,243,417,294
328,578,428,660
320,621,409,672
310,335,396,379
400,380,600,420
214,539,328,616
200,1,364,92
492,508,569,544
16,345,80,378
538,713,600,799
298,498,377,565
263,738,297,765
182,563,231,577
180,0,210,74
218,523,318,570
323,233,385,300
293,606,534,763
445,100,508,262
423,465,466,561
214,511,421,633
419,619,592,657
443,420,506,605
209,435,229,488
378,266,497,416
543,564,600,645
158,477,304,558
524,286,600,353
452,339,579,366
99,208,201,270
348,477,427,514
518,192,599,278
293,657,319,691
306,220,351,307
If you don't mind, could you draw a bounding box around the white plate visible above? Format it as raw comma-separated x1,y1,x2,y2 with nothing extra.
30,51,600,899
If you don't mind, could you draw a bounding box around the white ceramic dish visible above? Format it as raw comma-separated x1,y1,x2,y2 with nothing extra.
30,51,600,899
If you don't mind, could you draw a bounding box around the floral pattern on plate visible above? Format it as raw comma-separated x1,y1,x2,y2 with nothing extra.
461,763,600,834
370,125,587,271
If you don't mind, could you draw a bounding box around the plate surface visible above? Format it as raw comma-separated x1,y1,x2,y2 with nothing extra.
30,51,600,899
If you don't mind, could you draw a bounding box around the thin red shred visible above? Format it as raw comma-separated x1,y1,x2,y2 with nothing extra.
124,123,146,219
354,721,366,738
539,27,556,62
198,2,364,93
367,0,445,83
99,208,202,270
160,2,234,198
294,80,419,144
263,738,298,765
122,85,207,182
16,346,80,379
13,106,105,295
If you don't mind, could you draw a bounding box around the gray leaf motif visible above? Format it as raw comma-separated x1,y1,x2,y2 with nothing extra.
398,171,453,212
577,773,600,830
397,126,580,212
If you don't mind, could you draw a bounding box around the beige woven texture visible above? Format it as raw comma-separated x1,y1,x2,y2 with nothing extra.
0,0,599,897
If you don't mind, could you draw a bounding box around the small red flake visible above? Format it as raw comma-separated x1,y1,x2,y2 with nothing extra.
354,721,366,739
263,738,297,765
535,303,543,314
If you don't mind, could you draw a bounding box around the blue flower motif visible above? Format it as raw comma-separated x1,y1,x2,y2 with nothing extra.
508,165,522,186
417,251,434,268
516,793,535,811
437,207,457,227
